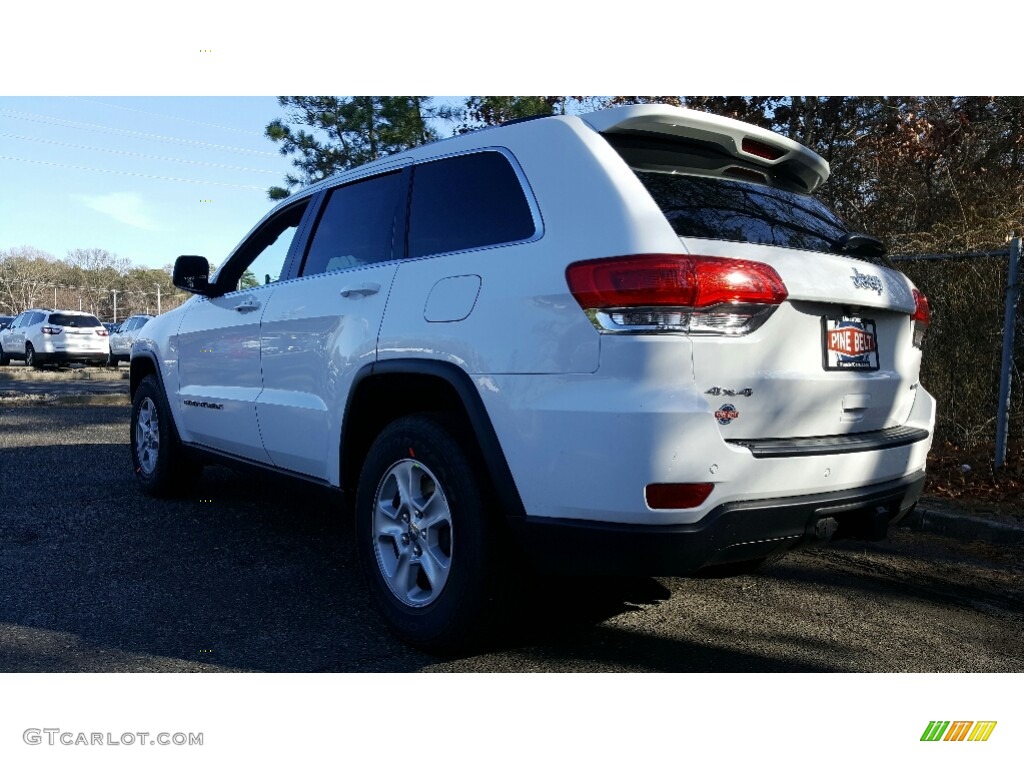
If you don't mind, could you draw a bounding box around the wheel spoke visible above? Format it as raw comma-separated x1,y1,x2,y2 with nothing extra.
418,490,450,529
418,544,449,592
391,549,413,595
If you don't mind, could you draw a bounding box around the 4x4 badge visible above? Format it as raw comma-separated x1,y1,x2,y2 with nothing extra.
706,387,753,397
851,267,883,295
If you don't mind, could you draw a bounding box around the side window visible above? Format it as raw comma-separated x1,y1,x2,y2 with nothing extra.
301,171,402,276
10,314,24,329
29,312,43,325
408,151,536,259
217,200,310,293
123,318,139,332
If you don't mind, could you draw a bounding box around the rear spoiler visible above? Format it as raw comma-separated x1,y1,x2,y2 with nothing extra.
581,105,830,192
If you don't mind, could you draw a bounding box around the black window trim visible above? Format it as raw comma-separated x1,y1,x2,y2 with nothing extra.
402,146,545,263
208,194,321,297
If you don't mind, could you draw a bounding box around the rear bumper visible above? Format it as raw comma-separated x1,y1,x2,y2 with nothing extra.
507,470,926,576
35,350,108,364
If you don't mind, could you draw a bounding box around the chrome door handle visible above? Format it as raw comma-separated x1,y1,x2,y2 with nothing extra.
233,299,261,313
340,282,381,298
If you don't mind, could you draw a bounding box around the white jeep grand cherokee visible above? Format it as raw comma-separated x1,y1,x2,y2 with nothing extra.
130,104,935,650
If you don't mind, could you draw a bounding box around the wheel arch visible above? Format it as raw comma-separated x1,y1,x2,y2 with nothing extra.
341,359,526,518
129,351,162,403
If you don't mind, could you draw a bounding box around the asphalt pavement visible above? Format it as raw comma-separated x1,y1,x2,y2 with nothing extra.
1,371,1022,672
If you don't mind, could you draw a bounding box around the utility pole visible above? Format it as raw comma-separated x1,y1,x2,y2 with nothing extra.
112,290,118,324
155,283,161,314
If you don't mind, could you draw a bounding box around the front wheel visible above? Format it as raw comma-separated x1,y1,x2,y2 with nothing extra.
355,414,503,653
0,345,8,366
130,375,201,496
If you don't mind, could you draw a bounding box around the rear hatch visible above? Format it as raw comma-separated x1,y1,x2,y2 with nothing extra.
589,108,927,440
48,313,107,351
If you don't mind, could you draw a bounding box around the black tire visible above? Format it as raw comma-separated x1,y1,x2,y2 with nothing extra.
25,343,39,368
355,414,503,653
0,344,8,366
130,374,202,496
106,352,118,368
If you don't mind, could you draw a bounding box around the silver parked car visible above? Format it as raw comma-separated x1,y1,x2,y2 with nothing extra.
107,314,153,367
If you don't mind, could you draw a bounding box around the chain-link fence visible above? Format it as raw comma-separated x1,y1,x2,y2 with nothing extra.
894,240,1022,454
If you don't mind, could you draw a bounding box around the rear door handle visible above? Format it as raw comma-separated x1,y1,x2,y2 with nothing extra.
340,282,381,298
233,299,261,313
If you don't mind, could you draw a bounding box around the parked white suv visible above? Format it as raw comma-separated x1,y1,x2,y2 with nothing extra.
0,308,110,367
129,105,935,650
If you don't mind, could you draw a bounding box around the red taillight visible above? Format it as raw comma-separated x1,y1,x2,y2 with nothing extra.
566,255,788,310
41,326,62,335
741,137,786,161
912,288,930,348
96,329,109,337
646,483,714,510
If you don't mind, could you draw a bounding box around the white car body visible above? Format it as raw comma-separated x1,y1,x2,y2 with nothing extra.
130,104,935,645
0,308,109,367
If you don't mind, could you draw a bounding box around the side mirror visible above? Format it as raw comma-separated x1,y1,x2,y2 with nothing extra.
172,255,211,295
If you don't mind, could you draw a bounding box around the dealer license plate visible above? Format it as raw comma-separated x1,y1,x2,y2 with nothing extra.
822,316,879,371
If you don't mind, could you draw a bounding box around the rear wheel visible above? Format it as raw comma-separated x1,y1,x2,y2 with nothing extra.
130,374,201,496
25,343,39,368
0,344,8,366
355,414,503,653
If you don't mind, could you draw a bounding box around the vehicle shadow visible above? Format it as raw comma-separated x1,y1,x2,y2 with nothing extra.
0,436,841,672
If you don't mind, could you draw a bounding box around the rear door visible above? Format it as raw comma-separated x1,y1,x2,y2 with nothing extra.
257,169,405,479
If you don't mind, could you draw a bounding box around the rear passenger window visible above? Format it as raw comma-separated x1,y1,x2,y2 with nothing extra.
302,172,403,276
408,151,535,259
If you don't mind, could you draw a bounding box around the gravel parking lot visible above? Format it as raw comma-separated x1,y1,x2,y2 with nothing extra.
1,391,1022,672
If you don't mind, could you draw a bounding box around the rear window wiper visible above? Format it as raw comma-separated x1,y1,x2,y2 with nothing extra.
832,232,898,270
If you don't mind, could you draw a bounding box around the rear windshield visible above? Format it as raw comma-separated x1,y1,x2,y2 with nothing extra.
48,314,101,328
606,132,850,252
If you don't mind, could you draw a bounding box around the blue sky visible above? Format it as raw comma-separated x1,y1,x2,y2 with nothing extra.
0,97,324,270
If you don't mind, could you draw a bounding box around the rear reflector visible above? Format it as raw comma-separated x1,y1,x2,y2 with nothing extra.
646,483,714,509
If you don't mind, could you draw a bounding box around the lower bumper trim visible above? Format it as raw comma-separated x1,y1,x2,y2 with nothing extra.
507,471,927,576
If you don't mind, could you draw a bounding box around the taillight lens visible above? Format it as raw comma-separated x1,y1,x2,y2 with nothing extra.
566,255,788,335
912,288,930,348
41,326,62,335
96,329,109,337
